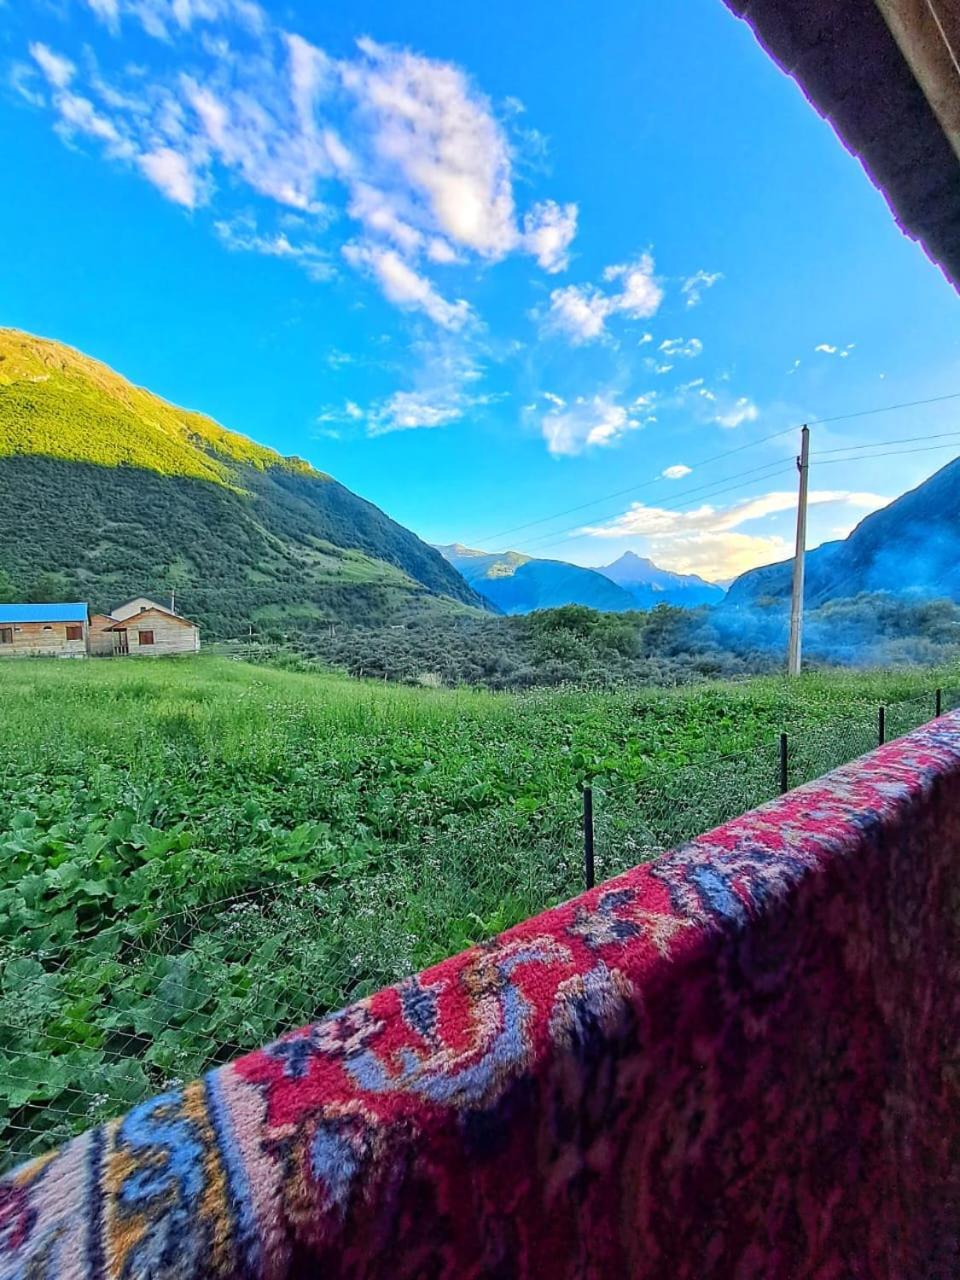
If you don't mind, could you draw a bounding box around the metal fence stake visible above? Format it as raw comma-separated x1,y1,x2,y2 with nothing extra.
936,688,943,718
582,785,595,891
778,733,789,795
878,706,886,746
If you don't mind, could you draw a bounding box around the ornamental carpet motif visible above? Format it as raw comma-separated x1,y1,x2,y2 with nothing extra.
3,714,960,1279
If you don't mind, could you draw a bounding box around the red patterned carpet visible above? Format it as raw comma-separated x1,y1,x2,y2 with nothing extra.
3,713,960,1279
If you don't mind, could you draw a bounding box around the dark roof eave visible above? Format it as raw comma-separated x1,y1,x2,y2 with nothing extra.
722,0,960,292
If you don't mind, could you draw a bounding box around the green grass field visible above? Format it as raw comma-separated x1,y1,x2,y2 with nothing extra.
2,654,958,1165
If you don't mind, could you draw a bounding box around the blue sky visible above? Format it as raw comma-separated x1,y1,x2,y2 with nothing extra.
3,0,960,582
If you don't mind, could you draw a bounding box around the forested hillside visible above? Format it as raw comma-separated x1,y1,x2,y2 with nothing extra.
0,329,484,633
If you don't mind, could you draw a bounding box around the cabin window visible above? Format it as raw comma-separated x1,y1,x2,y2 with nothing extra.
66,625,83,641
0,628,12,645
139,630,155,646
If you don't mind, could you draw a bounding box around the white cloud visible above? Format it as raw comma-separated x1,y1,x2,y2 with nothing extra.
815,342,856,358
138,146,199,206
603,254,663,317
84,0,266,39
325,348,354,368
363,336,495,435
680,268,722,308
342,36,519,260
214,215,333,279
540,393,645,456
542,391,566,407
658,336,702,359
85,0,120,29
714,396,758,429
638,332,653,345
662,464,691,479
522,199,578,273
29,43,75,89
374,391,464,431
9,63,47,108
20,15,578,329
578,488,888,579
343,242,472,329
545,284,610,344
544,252,663,344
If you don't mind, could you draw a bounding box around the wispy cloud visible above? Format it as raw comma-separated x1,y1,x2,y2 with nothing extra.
16,13,578,334
658,336,702,359
539,390,655,456
544,252,663,345
522,199,578,273
29,42,75,88
319,337,498,436
214,213,334,279
815,342,855,358
342,242,472,330
713,395,758,429
662,464,691,479
680,268,721,308
81,0,267,41
577,489,888,579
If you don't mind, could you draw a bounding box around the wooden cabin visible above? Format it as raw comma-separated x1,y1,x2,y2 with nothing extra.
0,598,200,658
0,603,89,658
94,598,200,657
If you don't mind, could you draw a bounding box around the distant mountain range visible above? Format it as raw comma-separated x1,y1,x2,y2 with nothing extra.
726,457,959,606
0,329,486,635
435,545,724,614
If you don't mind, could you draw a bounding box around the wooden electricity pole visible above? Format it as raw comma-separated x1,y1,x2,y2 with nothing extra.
787,425,810,676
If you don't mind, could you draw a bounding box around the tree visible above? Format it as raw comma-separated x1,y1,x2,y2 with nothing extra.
27,571,69,603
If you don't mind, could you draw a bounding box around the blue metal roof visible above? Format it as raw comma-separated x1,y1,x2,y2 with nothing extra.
0,602,88,624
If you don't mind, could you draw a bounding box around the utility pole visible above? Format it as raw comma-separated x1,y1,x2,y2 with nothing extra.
787,425,810,676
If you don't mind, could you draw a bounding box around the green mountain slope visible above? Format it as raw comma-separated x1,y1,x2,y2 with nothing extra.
0,329,485,633
435,543,639,614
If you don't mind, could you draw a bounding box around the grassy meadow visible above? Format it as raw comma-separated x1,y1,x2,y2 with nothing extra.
2,653,958,1165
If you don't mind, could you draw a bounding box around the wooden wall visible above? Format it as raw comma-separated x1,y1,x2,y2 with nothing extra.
115,611,200,657
88,615,117,657
0,621,87,658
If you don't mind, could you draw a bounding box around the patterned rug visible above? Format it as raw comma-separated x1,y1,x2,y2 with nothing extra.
3,714,960,1279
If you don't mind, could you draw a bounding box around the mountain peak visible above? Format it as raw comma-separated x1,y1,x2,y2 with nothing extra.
597,551,719,593
607,551,658,570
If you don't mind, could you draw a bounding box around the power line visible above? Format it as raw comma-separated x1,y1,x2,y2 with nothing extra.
516,438,960,557
515,462,798,555
465,388,960,553
814,441,960,466
813,428,960,456
478,426,799,550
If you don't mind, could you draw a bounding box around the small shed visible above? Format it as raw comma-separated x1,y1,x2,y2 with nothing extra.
0,603,89,658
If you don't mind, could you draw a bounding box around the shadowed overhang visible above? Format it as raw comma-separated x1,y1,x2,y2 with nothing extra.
721,0,960,290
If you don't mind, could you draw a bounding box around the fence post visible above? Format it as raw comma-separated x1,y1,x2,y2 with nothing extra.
936,688,943,718
582,785,595,891
878,705,885,746
778,732,789,794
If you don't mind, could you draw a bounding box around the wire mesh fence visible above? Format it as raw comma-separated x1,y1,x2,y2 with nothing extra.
1,686,957,1171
